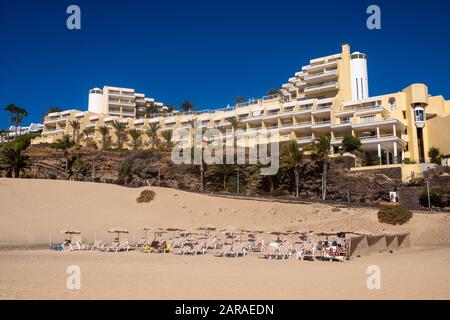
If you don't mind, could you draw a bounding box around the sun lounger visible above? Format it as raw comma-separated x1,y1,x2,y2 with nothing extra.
298,242,317,261
258,246,278,259
230,243,247,257
104,242,119,252
183,243,206,255
214,244,233,257
275,245,292,259
204,238,217,250
116,240,130,252
133,238,148,249
90,240,104,251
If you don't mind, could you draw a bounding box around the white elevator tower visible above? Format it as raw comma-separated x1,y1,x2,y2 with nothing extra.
350,52,369,100
88,88,105,114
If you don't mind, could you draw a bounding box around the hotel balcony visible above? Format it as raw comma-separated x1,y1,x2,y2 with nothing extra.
354,105,385,116
312,104,332,116
302,60,338,73
297,135,313,145
334,107,356,117
109,99,136,107
290,106,313,116
352,118,406,131
304,81,339,94
303,70,338,84
331,119,352,129
358,135,408,151
42,128,65,136
311,120,332,129
44,117,68,125
331,136,344,145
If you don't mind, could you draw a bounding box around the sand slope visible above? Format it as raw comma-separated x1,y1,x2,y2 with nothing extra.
1,178,450,246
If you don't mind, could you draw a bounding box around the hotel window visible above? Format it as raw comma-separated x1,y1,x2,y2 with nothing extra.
389,98,396,110
341,117,351,124
360,115,376,124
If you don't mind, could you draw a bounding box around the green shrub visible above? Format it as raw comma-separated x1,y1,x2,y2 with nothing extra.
402,158,417,164
419,186,450,208
226,175,244,193
177,182,191,190
342,133,361,153
377,205,412,225
136,189,156,203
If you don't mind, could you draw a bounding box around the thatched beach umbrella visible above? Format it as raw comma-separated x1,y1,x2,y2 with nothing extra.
197,225,216,237
153,227,167,240
166,227,185,238
107,227,129,241
268,230,288,242
138,227,152,241
60,229,81,242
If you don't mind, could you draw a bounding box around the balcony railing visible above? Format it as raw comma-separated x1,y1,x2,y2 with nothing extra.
304,81,338,93
312,120,331,126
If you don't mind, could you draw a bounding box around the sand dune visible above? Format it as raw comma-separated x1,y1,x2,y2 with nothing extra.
1,178,450,246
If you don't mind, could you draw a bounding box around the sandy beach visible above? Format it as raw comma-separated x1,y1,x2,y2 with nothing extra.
1,178,450,299
1,247,449,299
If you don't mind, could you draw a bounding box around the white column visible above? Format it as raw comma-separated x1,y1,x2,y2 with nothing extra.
376,126,380,138
402,150,405,161
386,150,390,164
393,124,397,137
393,142,398,164
377,143,382,165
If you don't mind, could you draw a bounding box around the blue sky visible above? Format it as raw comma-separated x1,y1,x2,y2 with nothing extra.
1,0,450,125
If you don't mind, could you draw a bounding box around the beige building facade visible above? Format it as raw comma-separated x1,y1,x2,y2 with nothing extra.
32,44,450,164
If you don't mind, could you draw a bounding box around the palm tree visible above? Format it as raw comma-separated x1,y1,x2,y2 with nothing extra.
82,126,95,143
160,130,173,147
68,120,80,143
17,107,28,137
165,105,175,113
111,120,127,150
209,162,235,191
235,96,246,104
280,139,303,197
145,123,160,149
0,130,7,143
267,88,280,96
143,105,158,118
10,106,23,138
128,128,142,150
0,143,30,178
97,125,110,150
188,119,206,191
181,101,194,112
52,134,72,172
229,116,242,193
4,104,18,134
313,134,332,201
428,146,443,165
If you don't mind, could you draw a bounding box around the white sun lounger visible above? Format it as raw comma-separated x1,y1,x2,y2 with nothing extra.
90,240,104,251
258,246,278,259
